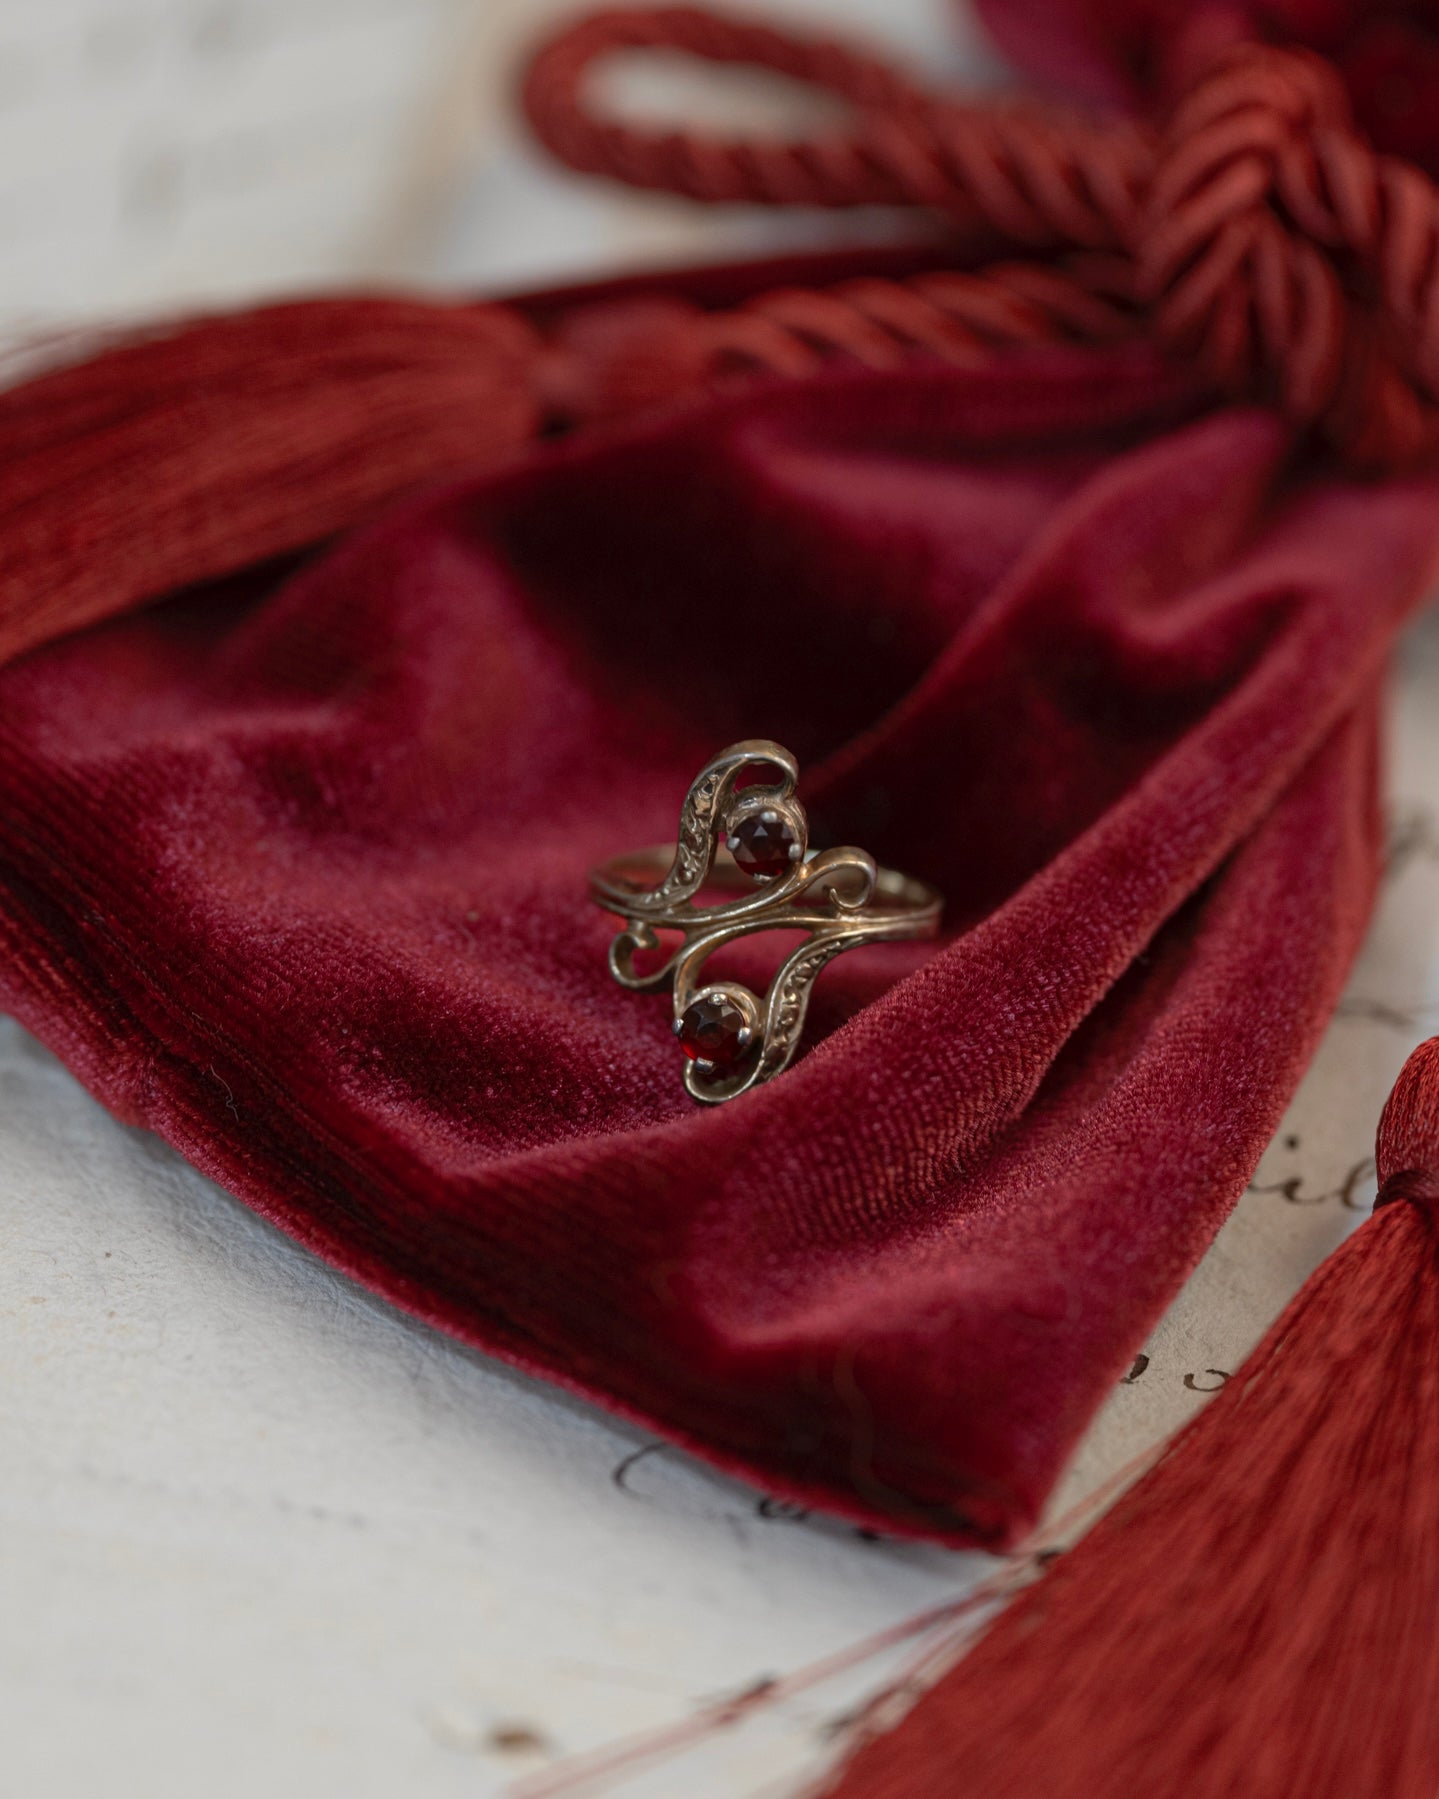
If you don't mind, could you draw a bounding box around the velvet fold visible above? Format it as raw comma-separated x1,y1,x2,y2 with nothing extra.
1,335,1435,1543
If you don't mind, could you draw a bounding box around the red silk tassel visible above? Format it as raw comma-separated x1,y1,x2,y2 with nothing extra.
827,1037,1439,1799
0,298,543,668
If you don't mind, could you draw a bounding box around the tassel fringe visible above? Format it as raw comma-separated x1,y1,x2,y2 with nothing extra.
0,298,542,668
828,1038,1439,1799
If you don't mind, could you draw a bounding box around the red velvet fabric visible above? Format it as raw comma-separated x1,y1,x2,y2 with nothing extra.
2,329,1437,1545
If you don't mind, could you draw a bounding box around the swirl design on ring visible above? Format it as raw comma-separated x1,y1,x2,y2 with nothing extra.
589,740,942,1103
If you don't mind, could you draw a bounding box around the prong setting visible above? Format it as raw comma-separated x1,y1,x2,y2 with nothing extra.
589,741,941,1103
723,797,806,882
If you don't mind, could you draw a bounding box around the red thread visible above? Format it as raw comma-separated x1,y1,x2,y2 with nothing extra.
825,1035,1439,1799
0,299,543,669
1375,1035,1439,1216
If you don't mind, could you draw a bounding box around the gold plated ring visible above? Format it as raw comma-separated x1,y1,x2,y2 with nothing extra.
589,740,942,1103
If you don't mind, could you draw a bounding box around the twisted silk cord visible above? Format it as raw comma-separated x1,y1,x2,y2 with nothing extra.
10,4,1439,673
524,4,1439,468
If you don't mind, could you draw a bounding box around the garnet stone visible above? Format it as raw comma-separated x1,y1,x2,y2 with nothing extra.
676,993,750,1066
726,806,801,881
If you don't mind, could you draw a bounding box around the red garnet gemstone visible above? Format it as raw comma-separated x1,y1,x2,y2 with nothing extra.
676,994,750,1066
727,807,801,881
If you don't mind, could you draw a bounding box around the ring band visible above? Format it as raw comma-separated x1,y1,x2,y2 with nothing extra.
589,740,942,1103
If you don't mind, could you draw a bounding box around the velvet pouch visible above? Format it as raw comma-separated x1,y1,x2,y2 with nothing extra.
2,258,1437,1547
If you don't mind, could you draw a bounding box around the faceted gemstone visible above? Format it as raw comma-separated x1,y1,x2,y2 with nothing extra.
676,993,750,1066
726,807,801,881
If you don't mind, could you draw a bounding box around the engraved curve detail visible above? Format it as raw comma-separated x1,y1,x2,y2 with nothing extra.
589,741,942,1105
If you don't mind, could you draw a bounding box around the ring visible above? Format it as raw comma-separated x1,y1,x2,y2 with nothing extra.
589,740,942,1103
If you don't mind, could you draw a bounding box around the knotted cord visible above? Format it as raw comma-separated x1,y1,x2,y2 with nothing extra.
524,4,1439,467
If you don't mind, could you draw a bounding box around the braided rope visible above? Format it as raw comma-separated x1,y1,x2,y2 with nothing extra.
523,7,1146,234
523,5,1439,468
702,261,1139,374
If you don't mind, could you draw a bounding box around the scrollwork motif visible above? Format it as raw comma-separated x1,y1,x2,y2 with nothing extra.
590,743,943,1103
624,740,800,916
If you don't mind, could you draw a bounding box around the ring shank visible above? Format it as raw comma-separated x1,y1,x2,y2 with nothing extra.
590,844,941,933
